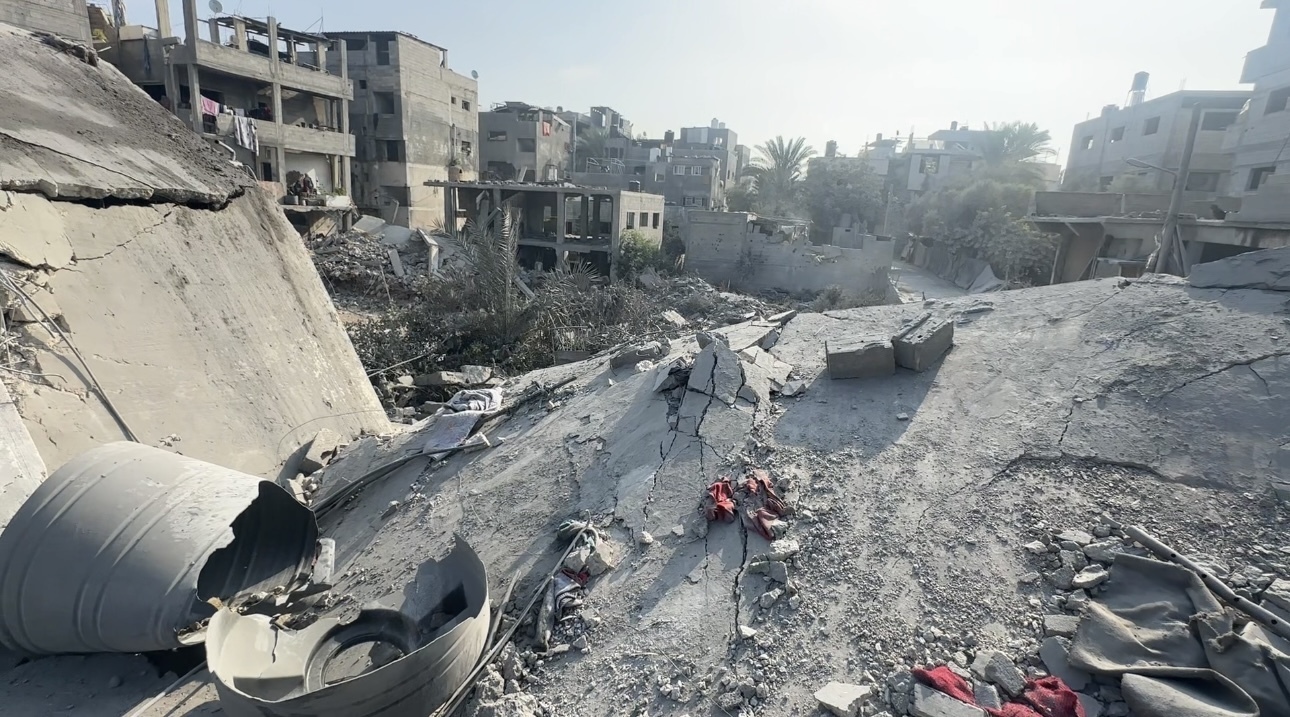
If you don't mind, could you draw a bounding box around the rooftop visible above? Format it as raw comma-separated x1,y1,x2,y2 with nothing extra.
324,30,447,52
214,16,326,43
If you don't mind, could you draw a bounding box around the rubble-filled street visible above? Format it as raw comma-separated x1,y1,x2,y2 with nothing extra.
3,4,1290,717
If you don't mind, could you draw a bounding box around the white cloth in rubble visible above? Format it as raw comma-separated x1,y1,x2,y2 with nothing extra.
232,115,258,154
446,388,502,413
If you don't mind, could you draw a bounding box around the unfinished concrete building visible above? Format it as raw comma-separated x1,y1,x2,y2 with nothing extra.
428,180,663,277
1062,81,1250,195
326,31,478,229
479,102,571,182
0,0,89,40
1224,0,1290,220
102,1,355,208
676,120,742,184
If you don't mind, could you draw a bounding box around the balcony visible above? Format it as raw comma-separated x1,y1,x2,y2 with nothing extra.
208,115,354,156
172,41,351,99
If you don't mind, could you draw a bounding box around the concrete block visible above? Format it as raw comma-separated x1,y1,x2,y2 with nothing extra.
893,319,954,372
826,337,894,379
814,681,871,717
911,683,985,717
299,428,343,474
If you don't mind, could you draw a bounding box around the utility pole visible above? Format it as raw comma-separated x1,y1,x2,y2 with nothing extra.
1147,102,1203,275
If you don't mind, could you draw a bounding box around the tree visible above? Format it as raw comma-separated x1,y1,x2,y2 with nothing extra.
976,122,1054,186
746,136,816,216
725,181,757,213
575,128,610,170
798,160,884,239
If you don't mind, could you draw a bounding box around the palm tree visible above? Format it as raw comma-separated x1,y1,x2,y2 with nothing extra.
977,122,1054,185
745,136,816,215
575,128,610,170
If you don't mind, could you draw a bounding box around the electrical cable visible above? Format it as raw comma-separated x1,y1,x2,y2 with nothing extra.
0,272,140,442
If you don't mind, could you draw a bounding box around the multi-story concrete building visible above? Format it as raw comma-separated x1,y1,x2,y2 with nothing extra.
479,102,570,182
573,140,723,210
1224,0,1290,215
0,0,90,41
1062,88,1250,195
326,31,477,228
103,3,354,203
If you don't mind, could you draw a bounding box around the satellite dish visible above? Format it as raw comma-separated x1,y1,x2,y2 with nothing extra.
471,70,479,79
208,0,223,13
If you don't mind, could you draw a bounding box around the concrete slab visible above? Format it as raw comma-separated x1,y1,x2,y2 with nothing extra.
826,337,895,379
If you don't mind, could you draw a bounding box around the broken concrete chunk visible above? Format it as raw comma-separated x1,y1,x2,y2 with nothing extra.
764,538,801,561
759,328,781,350
695,330,729,349
1043,614,1080,638
1263,578,1290,614
460,365,492,385
688,341,744,406
893,318,954,372
417,371,469,387
661,310,688,328
287,477,309,504
973,683,1002,711
1083,539,1124,564
970,650,1025,697
759,588,782,608
737,625,757,640
1078,693,1103,717
893,311,932,341
1071,565,1109,589
826,337,895,380
766,309,798,325
299,428,343,474
1039,636,1090,691
563,545,591,573
778,379,806,397
610,340,668,369
1056,529,1093,546
1024,540,1049,554
814,681,872,717
1189,246,1290,292
585,541,620,576
911,683,986,717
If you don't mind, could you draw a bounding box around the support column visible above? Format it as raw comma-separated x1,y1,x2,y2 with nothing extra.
315,40,326,70
580,194,590,241
186,64,202,134
181,0,198,46
267,17,285,189
207,17,219,44
592,196,602,241
155,0,172,38
555,191,568,271
338,40,351,197
233,18,248,50
492,187,503,233
162,47,179,111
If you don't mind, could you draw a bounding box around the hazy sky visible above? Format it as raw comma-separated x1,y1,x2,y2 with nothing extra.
141,0,1272,165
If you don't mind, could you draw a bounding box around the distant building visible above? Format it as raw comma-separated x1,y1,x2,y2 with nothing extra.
479,102,571,182
326,31,478,228
103,2,355,205
1224,0,1290,219
1062,87,1250,196
0,0,90,41
901,124,990,193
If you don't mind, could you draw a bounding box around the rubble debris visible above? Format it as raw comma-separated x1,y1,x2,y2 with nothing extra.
826,337,895,379
738,625,758,640
610,340,669,369
893,318,954,372
911,682,986,717
778,378,806,397
0,442,319,654
1043,614,1080,638
1039,636,1089,691
814,681,872,717
206,538,488,717
969,650,1026,697
299,427,344,474
1189,246,1290,292
661,309,688,328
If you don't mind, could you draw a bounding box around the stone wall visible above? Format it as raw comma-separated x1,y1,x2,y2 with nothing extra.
684,211,893,298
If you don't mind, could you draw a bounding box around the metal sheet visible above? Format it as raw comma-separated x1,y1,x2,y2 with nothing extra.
0,442,319,654
207,538,489,717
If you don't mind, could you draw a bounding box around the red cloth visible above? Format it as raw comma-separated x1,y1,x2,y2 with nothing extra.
703,478,736,522
912,666,1085,717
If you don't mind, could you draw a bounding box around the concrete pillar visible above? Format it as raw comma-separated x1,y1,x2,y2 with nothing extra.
443,186,453,230
592,196,602,241
555,191,568,271
181,0,198,45
341,156,351,198
267,16,284,189
186,63,202,134
266,17,280,71
207,17,219,44
162,46,179,111
338,38,349,80
580,194,590,240
315,40,326,70
155,0,172,38
233,18,247,51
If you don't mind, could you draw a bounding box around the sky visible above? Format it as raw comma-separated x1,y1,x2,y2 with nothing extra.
139,0,1272,166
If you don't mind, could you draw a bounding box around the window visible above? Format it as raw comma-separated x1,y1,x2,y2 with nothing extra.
683,196,708,207
460,140,472,157
1109,126,1125,142
1080,135,1095,150
374,91,395,114
1143,116,1161,135
345,38,366,51
1184,171,1223,192
1099,176,1114,190
639,212,648,226
1249,166,1277,190
461,99,471,111
919,156,940,174
626,212,635,228
488,131,508,141
375,39,390,65
383,140,402,162
517,138,536,153
633,165,646,175
1266,87,1290,115
451,96,458,105
652,212,660,228
690,165,704,176
654,173,665,182
674,165,687,175
358,80,367,90
1201,111,1238,131
261,162,273,181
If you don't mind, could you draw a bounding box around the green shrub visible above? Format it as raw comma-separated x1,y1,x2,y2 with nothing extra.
617,229,665,280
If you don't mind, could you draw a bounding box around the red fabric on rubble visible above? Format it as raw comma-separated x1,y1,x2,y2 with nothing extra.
703,478,736,522
912,666,1085,717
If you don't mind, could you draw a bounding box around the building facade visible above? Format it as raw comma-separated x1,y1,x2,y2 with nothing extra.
0,0,90,41
1062,89,1250,195
326,31,478,228
1224,0,1290,205
479,102,570,182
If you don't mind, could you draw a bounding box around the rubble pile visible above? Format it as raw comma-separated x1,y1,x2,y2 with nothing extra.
306,229,430,310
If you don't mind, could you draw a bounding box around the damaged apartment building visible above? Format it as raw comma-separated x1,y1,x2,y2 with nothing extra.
103,0,355,215
479,101,571,182
326,31,478,228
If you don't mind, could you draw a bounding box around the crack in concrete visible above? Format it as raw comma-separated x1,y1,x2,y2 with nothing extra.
1051,286,1127,324
1250,364,1271,396
72,211,171,262
1158,351,1290,400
